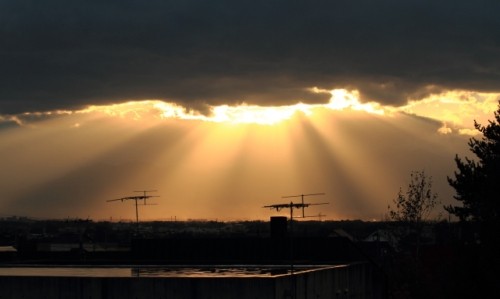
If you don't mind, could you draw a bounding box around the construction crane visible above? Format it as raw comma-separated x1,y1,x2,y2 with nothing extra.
107,190,159,229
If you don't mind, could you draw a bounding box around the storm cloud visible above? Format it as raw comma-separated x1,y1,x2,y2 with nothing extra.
1,0,500,114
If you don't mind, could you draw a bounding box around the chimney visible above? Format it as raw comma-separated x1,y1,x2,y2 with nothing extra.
270,216,288,238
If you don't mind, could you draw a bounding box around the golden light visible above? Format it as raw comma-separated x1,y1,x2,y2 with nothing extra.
71,89,389,126
82,100,166,121
210,104,296,125
400,90,500,135
1,87,497,221
325,89,386,115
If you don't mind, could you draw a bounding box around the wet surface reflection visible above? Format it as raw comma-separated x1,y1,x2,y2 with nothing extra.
0,265,320,278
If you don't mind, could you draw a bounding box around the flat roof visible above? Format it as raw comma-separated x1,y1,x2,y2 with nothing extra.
0,265,338,278
0,246,17,252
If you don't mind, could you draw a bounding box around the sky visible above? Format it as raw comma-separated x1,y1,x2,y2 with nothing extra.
1,0,500,221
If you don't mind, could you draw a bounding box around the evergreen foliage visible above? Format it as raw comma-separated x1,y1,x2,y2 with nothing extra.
446,101,500,244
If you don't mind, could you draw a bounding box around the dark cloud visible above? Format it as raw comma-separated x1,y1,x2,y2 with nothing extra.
1,0,500,114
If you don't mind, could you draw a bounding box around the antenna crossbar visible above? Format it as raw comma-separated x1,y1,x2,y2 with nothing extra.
281,192,325,198
280,193,326,217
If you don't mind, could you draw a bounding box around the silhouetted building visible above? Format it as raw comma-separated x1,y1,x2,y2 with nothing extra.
270,216,288,238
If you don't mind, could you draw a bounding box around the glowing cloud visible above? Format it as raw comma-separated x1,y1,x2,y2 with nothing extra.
323,89,386,115
400,90,500,135
1,87,485,221
3,88,499,138
72,89,388,126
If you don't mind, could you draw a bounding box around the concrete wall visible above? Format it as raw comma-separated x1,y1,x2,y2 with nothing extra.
0,263,385,299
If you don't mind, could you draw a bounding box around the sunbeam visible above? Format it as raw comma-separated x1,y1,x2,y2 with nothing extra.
0,89,491,221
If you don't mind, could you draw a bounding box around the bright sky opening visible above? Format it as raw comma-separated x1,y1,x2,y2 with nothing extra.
2,88,498,221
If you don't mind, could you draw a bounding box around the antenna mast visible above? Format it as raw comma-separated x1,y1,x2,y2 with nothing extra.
133,190,157,227
107,190,159,231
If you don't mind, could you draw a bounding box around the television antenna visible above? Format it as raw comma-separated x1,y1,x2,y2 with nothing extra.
303,213,327,221
107,190,159,229
264,193,327,220
263,193,328,275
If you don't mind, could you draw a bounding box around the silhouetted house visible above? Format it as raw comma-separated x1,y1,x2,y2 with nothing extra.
330,228,356,241
364,229,398,249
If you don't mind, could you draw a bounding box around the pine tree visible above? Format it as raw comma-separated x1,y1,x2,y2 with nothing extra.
446,101,500,244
